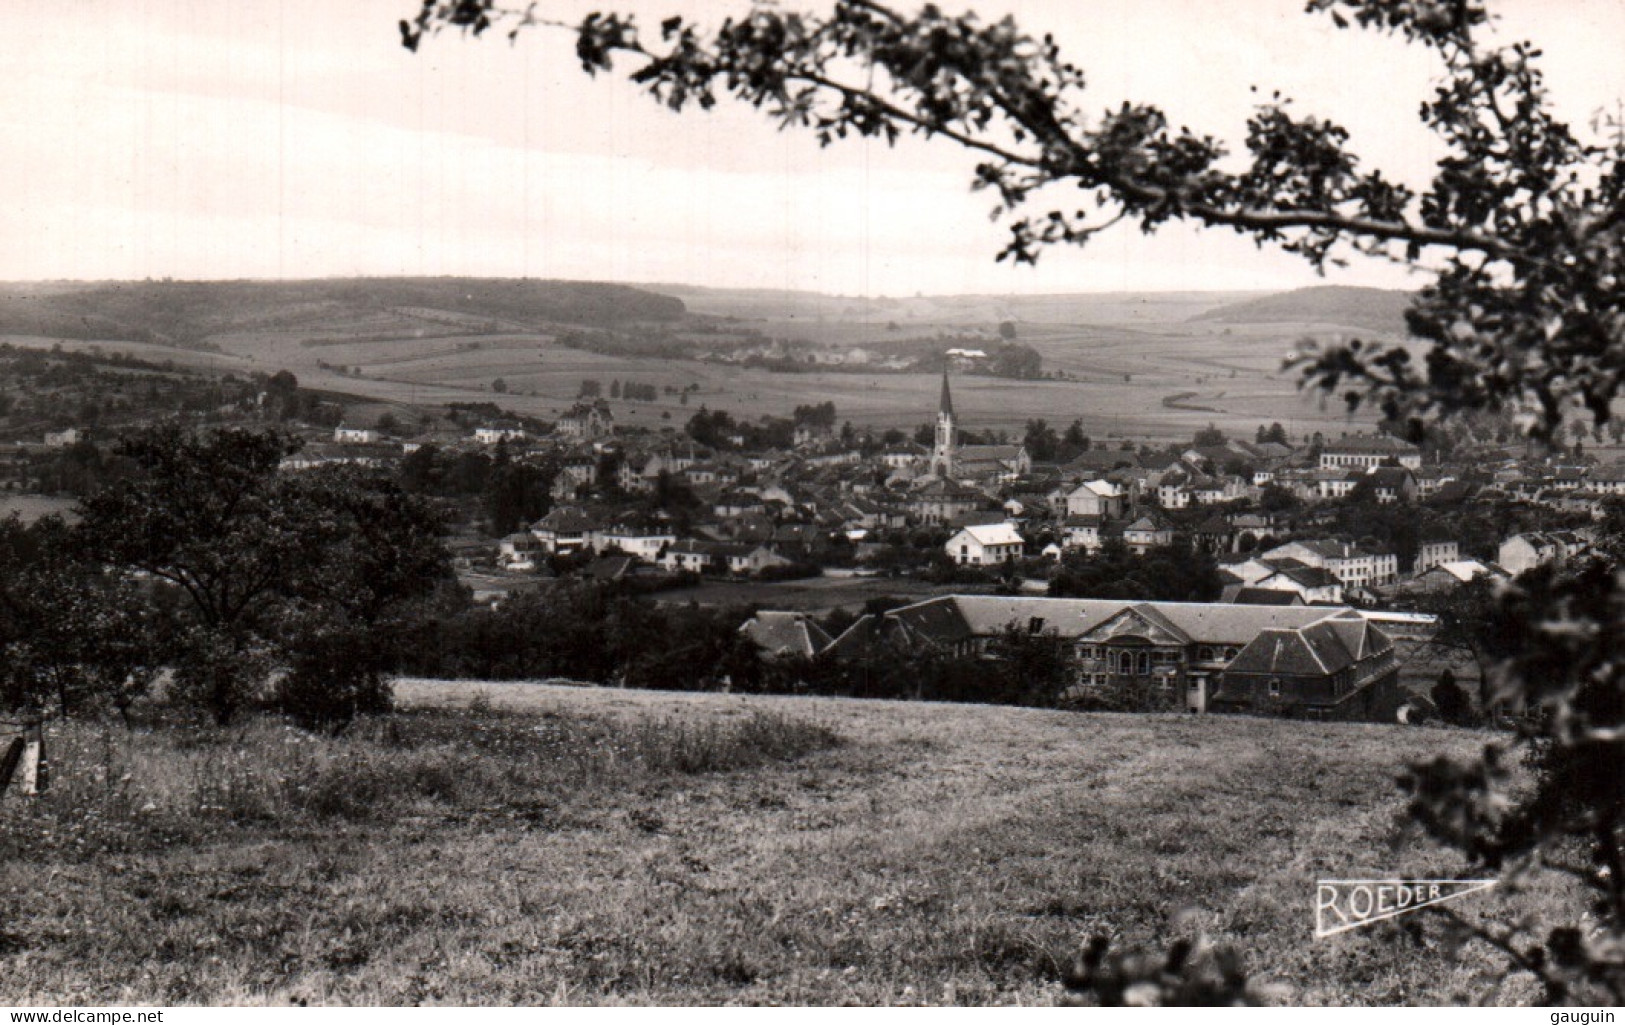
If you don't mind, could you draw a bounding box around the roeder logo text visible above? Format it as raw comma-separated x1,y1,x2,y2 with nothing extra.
1315,878,1497,937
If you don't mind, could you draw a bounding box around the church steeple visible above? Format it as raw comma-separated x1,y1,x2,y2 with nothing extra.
931,366,957,478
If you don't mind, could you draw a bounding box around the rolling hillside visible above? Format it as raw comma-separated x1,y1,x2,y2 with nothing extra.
1190,286,1413,337
0,278,686,349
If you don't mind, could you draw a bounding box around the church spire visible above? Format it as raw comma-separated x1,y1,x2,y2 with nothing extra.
931,364,956,478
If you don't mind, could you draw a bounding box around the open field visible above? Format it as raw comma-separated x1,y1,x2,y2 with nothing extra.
0,684,1558,1005
0,282,1413,441
0,493,79,523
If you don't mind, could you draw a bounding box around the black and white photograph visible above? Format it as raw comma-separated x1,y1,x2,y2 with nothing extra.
1,0,1623,1010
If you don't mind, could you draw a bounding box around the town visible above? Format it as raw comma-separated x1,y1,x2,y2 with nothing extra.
8,338,1605,727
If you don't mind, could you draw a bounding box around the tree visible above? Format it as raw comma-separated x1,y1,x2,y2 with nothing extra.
492,377,507,394
408,0,1625,1002
1022,418,1059,462
1431,667,1471,724
0,515,164,720
78,423,454,727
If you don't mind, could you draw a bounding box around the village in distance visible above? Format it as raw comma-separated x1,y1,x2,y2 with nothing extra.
0,275,1616,1005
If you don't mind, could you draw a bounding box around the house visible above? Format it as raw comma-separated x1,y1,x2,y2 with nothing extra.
497,533,542,571
1212,614,1401,721
956,444,1032,482
1260,540,1400,588
42,428,81,448
556,400,614,440
594,520,675,563
1064,479,1126,519
724,545,794,575
879,443,927,470
1316,470,1366,502
659,539,718,574
906,478,986,525
1498,531,1591,575
1061,515,1104,552
551,459,598,500
530,506,600,555
1365,466,1418,504
739,612,832,659
1319,433,1423,470
474,426,526,445
1589,464,1625,496
1249,559,1344,604
1413,539,1461,575
946,522,1025,566
1191,513,1234,554
333,424,380,445
1403,559,1507,594
1122,515,1175,554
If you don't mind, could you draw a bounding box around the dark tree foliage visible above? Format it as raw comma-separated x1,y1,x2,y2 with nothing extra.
1432,667,1472,725
0,515,165,719
78,423,455,728
1049,537,1222,603
484,458,556,535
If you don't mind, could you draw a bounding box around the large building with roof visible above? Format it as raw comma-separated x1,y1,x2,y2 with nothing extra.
827,594,1402,721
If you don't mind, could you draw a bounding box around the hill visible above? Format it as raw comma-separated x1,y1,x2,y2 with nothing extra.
1,681,1554,1005
1190,285,1413,336
0,278,686,349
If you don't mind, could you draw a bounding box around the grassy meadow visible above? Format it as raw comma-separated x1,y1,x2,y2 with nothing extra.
0,683,1561,1006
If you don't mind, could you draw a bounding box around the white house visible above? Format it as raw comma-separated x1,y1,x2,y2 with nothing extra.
333,425,380,445
594,522,676,563
1260,540,1400,588
1064,479,1126,519
1413,540,1461,575
474,427,526,445
1319,433,1423,470
1061,515,1104,552
946,522,1025,566
1122,515,1175,554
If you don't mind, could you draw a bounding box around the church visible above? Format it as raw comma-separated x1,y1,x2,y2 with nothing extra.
929,368,1031,483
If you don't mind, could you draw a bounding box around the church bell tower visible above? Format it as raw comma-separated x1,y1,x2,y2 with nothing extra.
930,367,957,478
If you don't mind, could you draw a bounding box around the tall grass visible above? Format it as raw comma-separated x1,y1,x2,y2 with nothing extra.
0,706,842,861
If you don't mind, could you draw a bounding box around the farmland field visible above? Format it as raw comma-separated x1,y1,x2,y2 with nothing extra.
0,684,1559,1005
0,281,1415,441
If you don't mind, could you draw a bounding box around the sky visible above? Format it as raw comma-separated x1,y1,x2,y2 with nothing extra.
3,0,1623,295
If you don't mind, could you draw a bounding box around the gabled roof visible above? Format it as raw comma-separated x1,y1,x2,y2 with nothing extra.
1124,515,1171,533
912,478,983,500
740,611,833,658
1224,616,1392,678
1229,587,1306,606
953,522,1024,547
1323,434,1419,454
1258,560,1343,589
532,506,600,533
